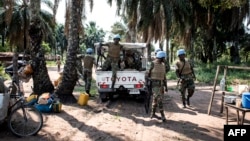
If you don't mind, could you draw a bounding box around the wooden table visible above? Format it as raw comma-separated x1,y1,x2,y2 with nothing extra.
224,103,250,125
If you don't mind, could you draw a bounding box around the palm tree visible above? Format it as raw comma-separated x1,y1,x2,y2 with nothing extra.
55,0,94,103
55,24,67,57
110,22,126,39
28,0,55,95
84,21,106,49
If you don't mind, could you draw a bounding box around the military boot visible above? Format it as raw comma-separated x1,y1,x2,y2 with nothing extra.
182,99,186,108
160,110,166,122
150,108,161,120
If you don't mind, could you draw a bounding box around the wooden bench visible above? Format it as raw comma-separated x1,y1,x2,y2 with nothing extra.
224,103,250,125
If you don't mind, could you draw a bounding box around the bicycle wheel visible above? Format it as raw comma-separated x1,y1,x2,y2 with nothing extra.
8,105,43,137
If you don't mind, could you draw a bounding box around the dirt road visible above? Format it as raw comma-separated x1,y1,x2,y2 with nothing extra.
1,66,249,141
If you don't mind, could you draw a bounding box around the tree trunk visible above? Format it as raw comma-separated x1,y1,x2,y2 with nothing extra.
165,38,170,65
55,0,82,103
29,18,54,95
29,0,54,96
1,22,5,47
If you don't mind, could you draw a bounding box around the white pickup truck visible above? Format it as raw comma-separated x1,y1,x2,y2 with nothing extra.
94,42,149,102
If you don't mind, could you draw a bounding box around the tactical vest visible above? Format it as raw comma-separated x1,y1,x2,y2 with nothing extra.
83,55,94,70
108,43,122,58
176,60,192,75
151,61,165,80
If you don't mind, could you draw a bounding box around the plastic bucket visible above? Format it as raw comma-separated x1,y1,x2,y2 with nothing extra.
242,92,250,109
77,93,89,106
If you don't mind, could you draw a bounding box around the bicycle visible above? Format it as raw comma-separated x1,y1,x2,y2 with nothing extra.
3,62,43,137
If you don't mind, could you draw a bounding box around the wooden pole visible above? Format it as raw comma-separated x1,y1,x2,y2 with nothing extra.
220,66,228,113
208,65,220,115
220,92,225,113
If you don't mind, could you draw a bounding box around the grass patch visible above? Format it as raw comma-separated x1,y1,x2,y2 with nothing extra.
46,61,56,67
73,79,98,96
167,60,250,85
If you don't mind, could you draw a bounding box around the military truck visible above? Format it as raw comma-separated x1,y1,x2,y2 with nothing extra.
94,42,149,102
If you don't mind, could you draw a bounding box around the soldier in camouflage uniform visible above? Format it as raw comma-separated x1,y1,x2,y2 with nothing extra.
175,49,196,108
100,34,124,89
153,49,170,91
83,48,97,96
148,51,168,122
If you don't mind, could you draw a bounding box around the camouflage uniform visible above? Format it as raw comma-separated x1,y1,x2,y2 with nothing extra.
149,61,166,122
151,56,170,89
101,42,123,89
175,59,195,107
83,54,96,94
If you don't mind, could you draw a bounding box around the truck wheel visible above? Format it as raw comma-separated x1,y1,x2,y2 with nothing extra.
99,92,108,102
108,93,114,101
101,98,108,102
137,91,146,102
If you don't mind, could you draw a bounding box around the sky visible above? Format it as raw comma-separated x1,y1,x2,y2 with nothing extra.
55,0,121,31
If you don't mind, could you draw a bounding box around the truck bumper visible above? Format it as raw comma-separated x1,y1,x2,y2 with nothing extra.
98,88,145,94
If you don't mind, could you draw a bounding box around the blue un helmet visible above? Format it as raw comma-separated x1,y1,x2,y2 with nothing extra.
155,48,161,54
86,48,93,54
177,49,186,56
113,34,121,40
156,51,166,59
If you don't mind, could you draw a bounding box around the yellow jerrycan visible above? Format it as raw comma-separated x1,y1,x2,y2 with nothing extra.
77,92,89,106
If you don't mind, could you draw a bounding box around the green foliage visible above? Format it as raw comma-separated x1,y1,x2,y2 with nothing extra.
0,66,9,80
198,0,245,9
83,21,106,51
0,42,11,52
111,22,127,38
167,70,176,80
42,41,51,54
46,61,56,66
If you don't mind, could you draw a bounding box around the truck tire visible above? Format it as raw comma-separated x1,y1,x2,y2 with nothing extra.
101,98,108,102
99,92,108,102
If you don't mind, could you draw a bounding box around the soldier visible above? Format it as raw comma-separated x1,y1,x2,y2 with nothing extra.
83,48,97,96
175,49,196,108
153,49,170,92
100,34,125,89
148,51,168,122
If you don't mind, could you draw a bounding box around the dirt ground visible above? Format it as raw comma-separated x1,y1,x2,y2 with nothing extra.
1,66,250,141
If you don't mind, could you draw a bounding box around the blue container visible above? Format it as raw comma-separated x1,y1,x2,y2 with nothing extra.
242,92,250,109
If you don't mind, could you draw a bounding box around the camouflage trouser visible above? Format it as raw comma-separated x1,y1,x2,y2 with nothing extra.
102,56,119,81
102,57,111,71
179,79,195,100
151,81,164,112
83,70,92,92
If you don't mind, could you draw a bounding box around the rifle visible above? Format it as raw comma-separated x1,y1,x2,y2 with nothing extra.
144,78,152,114
176,78,182,90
